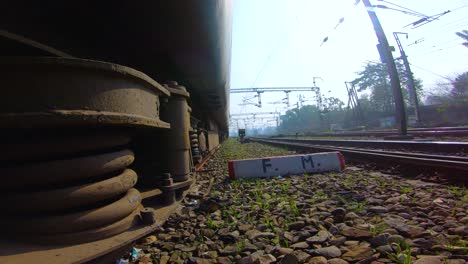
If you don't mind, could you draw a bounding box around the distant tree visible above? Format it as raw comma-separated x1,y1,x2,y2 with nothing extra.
356,94,373,111
352,61,423,113
455,30,468,48
424,81,452,105
451,71,468,103
352,63,392,112
323,96,345,112
279,105,321,133
424,71,468,105
278,96,346,133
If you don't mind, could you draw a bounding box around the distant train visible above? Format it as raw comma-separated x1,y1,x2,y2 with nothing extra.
238,128,246,143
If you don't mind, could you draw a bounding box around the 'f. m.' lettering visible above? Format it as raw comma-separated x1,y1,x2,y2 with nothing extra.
301,155,314,169
262,158,272,173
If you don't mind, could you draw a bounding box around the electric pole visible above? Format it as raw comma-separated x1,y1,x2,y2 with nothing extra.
285,91,291,107
313,77,325,131
394,32,421,126
312,77,323,111
345,81,365,126
362,0,408,136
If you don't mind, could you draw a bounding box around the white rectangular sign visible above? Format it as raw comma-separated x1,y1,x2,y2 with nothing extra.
228,152,345,179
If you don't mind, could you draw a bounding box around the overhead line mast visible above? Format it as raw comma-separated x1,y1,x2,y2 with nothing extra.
394,32,421,125
361,0,408,136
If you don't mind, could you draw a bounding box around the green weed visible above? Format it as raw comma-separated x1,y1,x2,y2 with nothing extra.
258,198,271,211
206,217,218,230
448,186,466,198
280,181,291,193
263,215,276,231
311,190,328,202
195,233,206,243
370,216,388,236
289,199,301,218
282,238,289,248
387,240,412,264
400,185,413,194
231,180,241,189
342,176,355,188
350,199,368,213
151,254,160,264
446,236,468,255
236,239,245,252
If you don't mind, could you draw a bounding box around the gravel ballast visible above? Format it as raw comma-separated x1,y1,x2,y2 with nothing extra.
131,139,467,264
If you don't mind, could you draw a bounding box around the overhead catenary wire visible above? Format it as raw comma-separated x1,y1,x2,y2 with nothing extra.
449,4,468,12
408,36,465,53
407,17,468,43
430,16,468,29
409,16,468,36
239,35,288,113
246,11,305,92
410,40,465,56
406,3,468,30
376,0,428,17
409,21,468,41
372,4,427,18
409,63,452,81
407,25,468,52
250,54,274,88
406,25,468,55
404,10,451,29
424,37,460,47
410,42,466,57
247,10,313,93
234,1,465,120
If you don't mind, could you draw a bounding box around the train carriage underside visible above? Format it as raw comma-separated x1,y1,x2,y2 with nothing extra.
0,1,232,263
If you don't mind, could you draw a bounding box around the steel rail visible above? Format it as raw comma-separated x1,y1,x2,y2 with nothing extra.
277,140,468,162
251,138,468,173
373,126,468,132
285,128,468,138
272,138,468,154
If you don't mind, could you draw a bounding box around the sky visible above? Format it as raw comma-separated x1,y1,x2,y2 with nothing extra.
229,0,468,129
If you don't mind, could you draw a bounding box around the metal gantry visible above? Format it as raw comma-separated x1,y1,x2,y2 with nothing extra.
345,81,365,126
229,111,281,129
231,86,322,109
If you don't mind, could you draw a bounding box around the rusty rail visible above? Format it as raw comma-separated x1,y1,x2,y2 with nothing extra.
251,138,468,176
279,126,468,138
269,138,468,154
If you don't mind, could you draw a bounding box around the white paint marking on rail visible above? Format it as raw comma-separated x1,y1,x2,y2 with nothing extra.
228,152,345,179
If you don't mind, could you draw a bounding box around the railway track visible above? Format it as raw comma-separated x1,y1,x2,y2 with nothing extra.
250,137,468,178
128,139,468,264
286,126,468,138
270,138,468,154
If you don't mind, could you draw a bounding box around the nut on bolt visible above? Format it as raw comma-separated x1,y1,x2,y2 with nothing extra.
141,207,157,225
162,173,173,186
